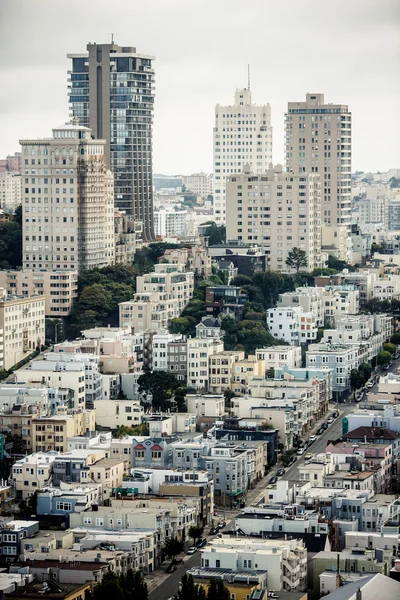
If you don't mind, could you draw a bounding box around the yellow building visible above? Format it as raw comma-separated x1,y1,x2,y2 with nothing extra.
89,458,124,501
31,409,96,452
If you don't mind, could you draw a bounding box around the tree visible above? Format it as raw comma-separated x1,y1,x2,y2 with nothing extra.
206,580,230,600
377,351,392,367
390,333,400,346
169,316,197,336
188,525,204,546
358,362,372,384
224,389,236,410
383,343,396,355
285,248,308,273
231,275,252,287
370,242,383,254
174,574,206,600
202,223,226,245
350,369,364,396
137,371,181,409
0,209,22,268
326,255,355,272
92,569,147,600
164,536,184,559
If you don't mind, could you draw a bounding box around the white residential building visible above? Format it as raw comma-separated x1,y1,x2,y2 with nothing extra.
187,337,224,390
323,285,360,326
267,306,318,345
346,406,400,433
285,93,352,229
226,165,322,271
388,198,400,231
94,399,144,429
306,343,360,397
153,208,187,238
119,264,194,332
208,350,245,394
200,537,307,593
0,172,21,212
372,276,400,301
182,173,213,199
186,394,226,418
20,120,115,272
0,269,78,317
11,453,56,500
151,331,184,371
278,287,325,326
0,291,45,370
255,346,302,371
213,88,273,224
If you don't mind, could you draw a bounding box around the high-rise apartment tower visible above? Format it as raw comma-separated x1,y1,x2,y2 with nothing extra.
68,42,155,240
285,93,351,228
20,120,115,272
213,88,272,224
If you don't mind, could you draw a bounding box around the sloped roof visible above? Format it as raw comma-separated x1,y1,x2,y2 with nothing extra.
344,426,399,440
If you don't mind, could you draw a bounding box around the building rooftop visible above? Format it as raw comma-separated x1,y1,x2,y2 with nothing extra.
4,581,91,600
344,426,399,440
319,573,400,600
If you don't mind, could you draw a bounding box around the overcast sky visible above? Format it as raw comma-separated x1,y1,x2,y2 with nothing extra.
0,0,399,175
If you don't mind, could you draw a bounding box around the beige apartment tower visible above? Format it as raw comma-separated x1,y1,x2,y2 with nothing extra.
226,164,322,272
213,88,272,224
20,120,115,273
285,93,351,228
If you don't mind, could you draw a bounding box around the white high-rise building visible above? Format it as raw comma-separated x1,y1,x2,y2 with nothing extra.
0,172,22,212
20,120,115,273
182,173,213,199
285,93,352,229
213,88,272,224
226,164,322,272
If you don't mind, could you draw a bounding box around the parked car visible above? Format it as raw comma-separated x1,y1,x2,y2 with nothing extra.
327,417,334,424
217,521,226,529
333,411,339,418
210,527,218,535
304,452,313,461
187,547,197,555
268,476,278,484
322,422,328,430
288,455,297,465
316,428,325,435
196,538,207,548
297,447,305,456
309,434,317,442
277,468,285,476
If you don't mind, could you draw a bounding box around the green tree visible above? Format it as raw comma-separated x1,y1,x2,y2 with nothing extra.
169,316,197,336
359,362,372,384
350,369,364,396
231,275,252,287
390,333,400,345
137,371,180,409
371,242,383,254
285,248,308,273
206,580,230,600
174,574,206,600
224,389,236,410
188,525,204,546
0,209,22,268
377,351,392,367
164,536,184,559
383,343,396,355
202,223,226,245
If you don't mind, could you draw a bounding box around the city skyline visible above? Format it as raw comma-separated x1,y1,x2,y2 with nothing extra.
0,0,399,174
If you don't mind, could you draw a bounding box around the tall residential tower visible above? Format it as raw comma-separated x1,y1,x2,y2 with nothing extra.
68,42,155,240
20,120,115,273
285,93,352,228
213,88,272,224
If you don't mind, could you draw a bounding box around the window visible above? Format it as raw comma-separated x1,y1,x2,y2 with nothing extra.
56,502,72,511
95,518,104,526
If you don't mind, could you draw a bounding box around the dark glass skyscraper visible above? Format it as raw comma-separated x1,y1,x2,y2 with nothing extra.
68,43,155,240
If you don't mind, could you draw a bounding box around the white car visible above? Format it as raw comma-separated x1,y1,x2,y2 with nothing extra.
309,435,317,442
327,417,334,424
297,447,305,456
187,547,197,555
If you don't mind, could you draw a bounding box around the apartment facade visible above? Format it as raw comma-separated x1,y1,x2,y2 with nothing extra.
255,346,302,371
208,350,245,394
0,292,45,370
68,42,155,240
0,269,78,317
20,120,115,272
285,93,352,228
226,165,322,271
182,173,213,199
213,88,272,224
11,453,56,500
267,306,318,345
187,337,224,390
31,410,96,452
119,264,194,332
0,172,21,212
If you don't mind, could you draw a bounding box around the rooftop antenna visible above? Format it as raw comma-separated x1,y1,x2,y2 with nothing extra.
248,64,251,91
111,33,114,44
